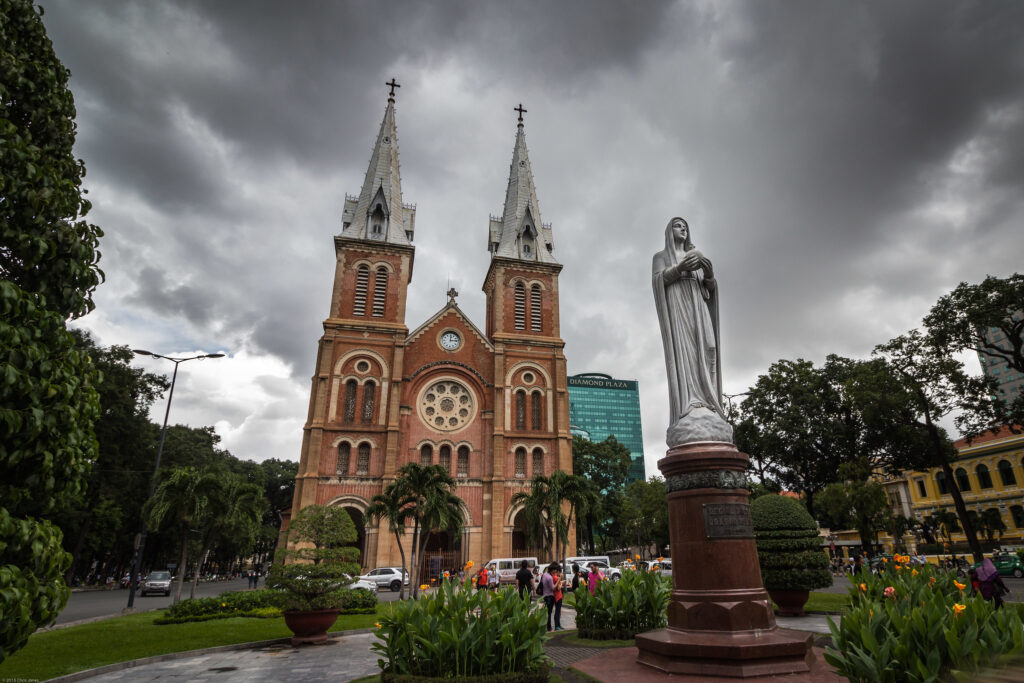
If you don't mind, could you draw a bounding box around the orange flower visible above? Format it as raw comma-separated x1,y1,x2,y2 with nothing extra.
635,554,641,560
859,583,867,592
869,609,874,618
895,565,902,571
466,560,474,568
954,580,966,591
657,557,664,562
929,577,936,584
911,569,919,577
952,603,966,617
374,622,382,629
882,557,887,563
419,584,428,590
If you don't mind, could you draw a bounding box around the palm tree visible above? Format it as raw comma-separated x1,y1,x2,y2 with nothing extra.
144,466,223,603
391,463,467,599
366,482,415,599
512,471,591,562
188,475,266,599
511,476,554,557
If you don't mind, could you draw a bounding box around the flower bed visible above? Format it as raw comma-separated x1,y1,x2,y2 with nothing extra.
154,588,376,625
574,569,670,640
825,556,1024,681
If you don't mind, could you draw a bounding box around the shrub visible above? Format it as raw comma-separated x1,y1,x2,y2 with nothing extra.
574,569,670,640
373,580,548,680
750,494,831,591
825,559,1024,681
153,588,375,624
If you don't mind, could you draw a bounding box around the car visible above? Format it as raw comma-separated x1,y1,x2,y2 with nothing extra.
972,552,1024,578
141,570,172,597
345,574,378,591
563,557,622,588
358,567,409,591
484,557,539,585
640,559,672,578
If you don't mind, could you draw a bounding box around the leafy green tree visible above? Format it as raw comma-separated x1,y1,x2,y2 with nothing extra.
979,508,1007,545
285,504,361,568
1,0,104,660
512,470,590,563
815,459,891,556
366,483,415,599
144,467,222,603
924,510,961,551
621,477,669,558
572,435,631,552
923,274,1024,438
511,476,554,557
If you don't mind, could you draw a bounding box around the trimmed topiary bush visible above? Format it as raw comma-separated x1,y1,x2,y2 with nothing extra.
750,495,831,592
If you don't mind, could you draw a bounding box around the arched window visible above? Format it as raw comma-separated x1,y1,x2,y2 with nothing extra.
370,204,385,238
532,448,543,477
353,265,369,316
999,460,1017,486
1012,505,1024,528
457,446,469,477
439,445,451,473
531,392,542,431
420,444,433,466
515,391,526,430
530,285,542,331
337,443,350,475
955,467,971,492
356,442,371,475
515,447,526,478
976,464,993,489
343,380,358,423
361,381,376,423
936,471,949,495
372,266,388,317
514,282,526,330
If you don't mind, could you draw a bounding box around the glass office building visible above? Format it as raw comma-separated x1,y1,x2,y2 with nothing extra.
568,373,646,484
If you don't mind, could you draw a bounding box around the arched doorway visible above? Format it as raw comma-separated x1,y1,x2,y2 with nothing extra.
342,506,366,566
417,527,462,583
512,510,545,557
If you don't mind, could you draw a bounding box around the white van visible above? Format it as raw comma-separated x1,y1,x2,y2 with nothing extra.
563,556,621,588
485,557,539,585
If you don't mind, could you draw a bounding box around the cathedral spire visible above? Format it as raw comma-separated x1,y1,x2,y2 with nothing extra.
341,79,415,244
487,105,557,264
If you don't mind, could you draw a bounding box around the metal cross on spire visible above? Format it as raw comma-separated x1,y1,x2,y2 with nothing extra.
447,287,459,305
386,78,401,99
514,103,527,124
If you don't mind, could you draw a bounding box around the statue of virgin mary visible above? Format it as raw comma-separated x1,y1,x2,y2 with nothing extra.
652,217,733,445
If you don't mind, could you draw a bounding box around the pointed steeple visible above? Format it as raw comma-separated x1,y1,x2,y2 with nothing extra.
341,80,415,244
488,105,557,264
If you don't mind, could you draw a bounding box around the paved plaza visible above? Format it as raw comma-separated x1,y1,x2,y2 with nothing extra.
54,607,835,682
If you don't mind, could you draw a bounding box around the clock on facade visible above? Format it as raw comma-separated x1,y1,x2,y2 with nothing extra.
440,331,461,351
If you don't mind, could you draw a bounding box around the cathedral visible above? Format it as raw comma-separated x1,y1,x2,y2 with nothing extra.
287,85,573,575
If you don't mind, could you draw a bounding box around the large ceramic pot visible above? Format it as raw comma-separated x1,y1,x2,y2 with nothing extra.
283,608,341,645
769,589,810,617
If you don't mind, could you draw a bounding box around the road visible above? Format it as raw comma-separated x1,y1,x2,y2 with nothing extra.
56,578,407,625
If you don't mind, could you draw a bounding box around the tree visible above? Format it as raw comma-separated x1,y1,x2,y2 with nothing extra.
285,504,360,567
388,464,466,599
924,510,961,551
815,460,891,556
511,470,590,563
979,508,1007,545
572,435,631,552
923,274,1024,438
620,478,670,558
511,477,554,558
865,331,990,562
734,357,858,515
144,467,222,603
366,483,415,599
1,0,104,661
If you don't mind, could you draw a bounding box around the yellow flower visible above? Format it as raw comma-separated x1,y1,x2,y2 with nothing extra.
869,609,874,618
952,603,966,617
221,603,226,607
419,584,428,590
859,583,867,592
465,560,474,569
635,554,641,560
954,581,966,590
375,622,382,629
912,569,919,577
882,557,887,563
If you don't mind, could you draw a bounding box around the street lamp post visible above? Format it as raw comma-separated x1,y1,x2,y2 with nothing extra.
125,349,225,610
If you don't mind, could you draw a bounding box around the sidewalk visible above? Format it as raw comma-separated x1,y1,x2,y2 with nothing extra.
57,608,831,682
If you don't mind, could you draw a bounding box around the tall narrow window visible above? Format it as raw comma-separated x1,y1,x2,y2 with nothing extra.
370,204,385,238
532,448,543,477
337,443,350,475
372,267,388,317
343,380,358,423
531,392,542,431
515,391,526,430
356,442,370,475
530,284,542,331
955,467,971,492
420,444,433,466
1013,505,1024,528
439,445,451,473
353,265,369,316
999,460,1017,486
976,464,993,489
936,472,948,495
457,446,469,477
514,282,526,330
361,381,376,423
515,447,526,478
915,479,926,498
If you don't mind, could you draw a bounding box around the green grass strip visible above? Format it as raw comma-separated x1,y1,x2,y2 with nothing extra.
0,607,386,681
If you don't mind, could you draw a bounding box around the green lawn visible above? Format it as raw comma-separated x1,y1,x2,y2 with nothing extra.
801,591,850,614
0,607,386,682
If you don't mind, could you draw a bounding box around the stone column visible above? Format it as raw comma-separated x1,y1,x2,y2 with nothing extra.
634,441,814,678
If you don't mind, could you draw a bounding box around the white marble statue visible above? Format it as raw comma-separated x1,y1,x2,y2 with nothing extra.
652,217,733,445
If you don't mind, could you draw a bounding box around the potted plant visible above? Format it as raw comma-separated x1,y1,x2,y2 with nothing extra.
750,494,832,616
267,505,361,644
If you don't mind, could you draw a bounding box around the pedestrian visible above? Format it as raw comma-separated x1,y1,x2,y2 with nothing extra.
541,564,556,631
488,563,500,591
253,570,260,589
852,556,864,575
247,569,254,589
573,563,588,593
552,564,564,631
477,565,489,592
516,560,534,599
587,562,602,595
977,558,1009,610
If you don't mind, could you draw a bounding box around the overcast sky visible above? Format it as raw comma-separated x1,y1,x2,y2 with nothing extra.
45,0,1024,477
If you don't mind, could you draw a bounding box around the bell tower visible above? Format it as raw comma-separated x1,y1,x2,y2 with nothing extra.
292,80,415,525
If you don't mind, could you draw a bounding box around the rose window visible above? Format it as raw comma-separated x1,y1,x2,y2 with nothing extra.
419,379,476,432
